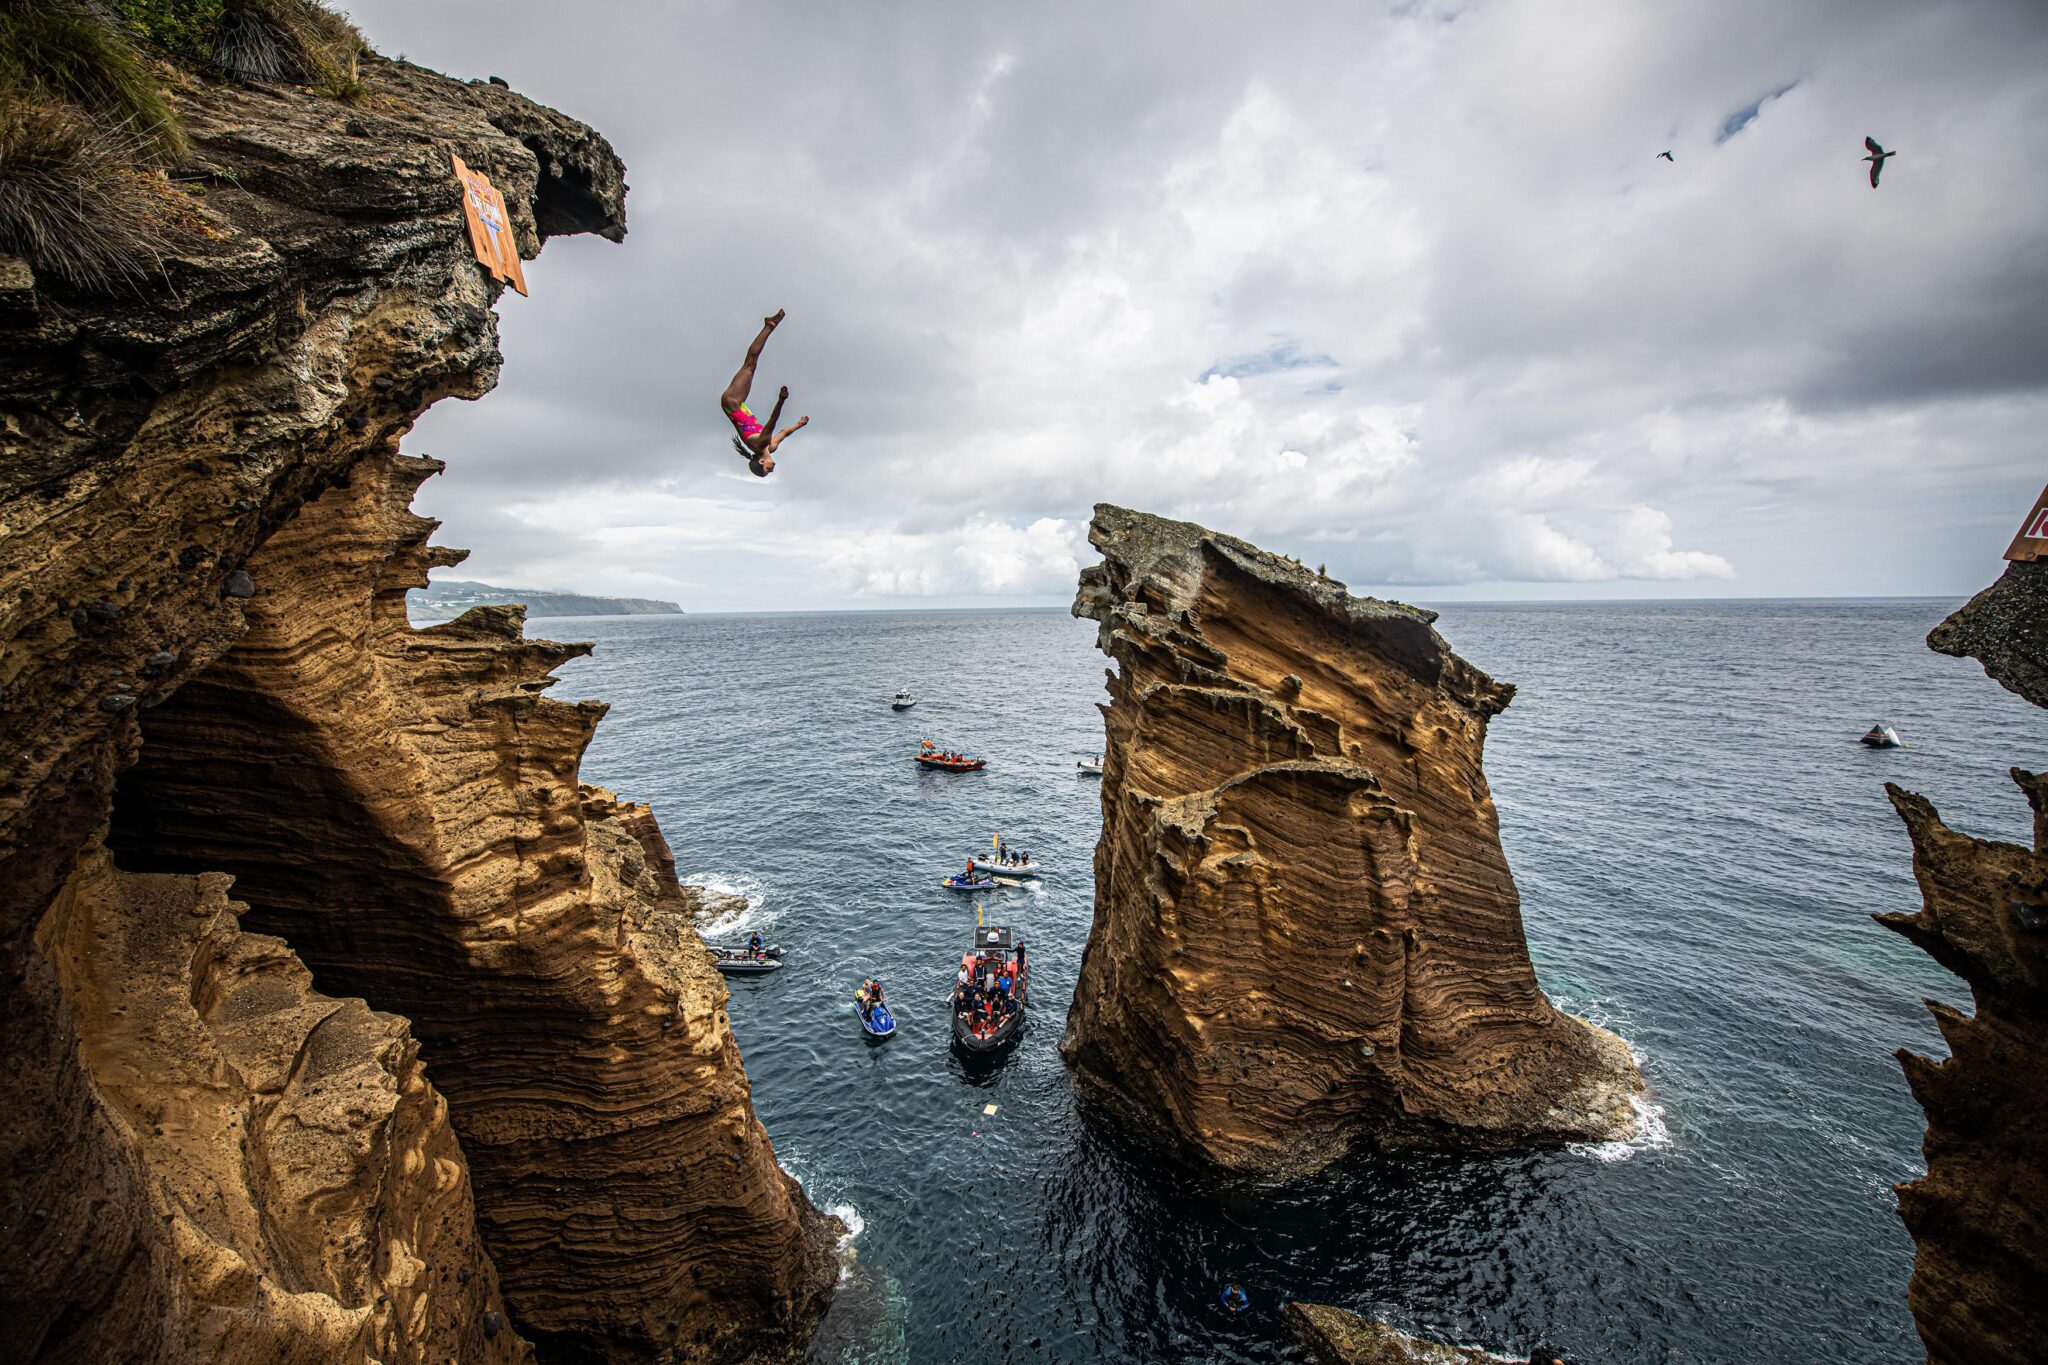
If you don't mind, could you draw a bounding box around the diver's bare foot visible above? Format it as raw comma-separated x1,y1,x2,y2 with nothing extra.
765,309,785,329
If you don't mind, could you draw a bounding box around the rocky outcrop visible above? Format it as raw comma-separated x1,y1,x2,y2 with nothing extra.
1,48,831,1365
107,450,838,1360
1062,505,1641,1175
1877,560,2048,1365
1286,1303,1501,1365
27,842,525,1363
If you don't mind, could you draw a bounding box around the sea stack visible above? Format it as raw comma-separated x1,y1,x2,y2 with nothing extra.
1061,505,1642,1175
1877,559,2048,1365
0,45,832,1364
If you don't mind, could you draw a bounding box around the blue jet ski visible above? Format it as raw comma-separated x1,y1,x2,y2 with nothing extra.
942,875,999,892
855,984,897,1038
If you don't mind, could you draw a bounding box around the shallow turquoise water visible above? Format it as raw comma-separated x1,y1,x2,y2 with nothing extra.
542,598,2044,1364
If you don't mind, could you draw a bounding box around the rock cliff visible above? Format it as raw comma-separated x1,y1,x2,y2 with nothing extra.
1062,505,1641,1175
1878,559,2048,1365
1286,1303,1499,1365
1,48,831,1364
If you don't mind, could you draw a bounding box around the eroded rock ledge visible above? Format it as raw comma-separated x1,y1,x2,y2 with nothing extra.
1,49,831,1364
1287,1302,1499,1365
1061,505,1641,1176
1878,560,2048,1365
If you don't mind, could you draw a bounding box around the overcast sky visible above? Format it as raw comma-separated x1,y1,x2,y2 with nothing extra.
346,0,2047,610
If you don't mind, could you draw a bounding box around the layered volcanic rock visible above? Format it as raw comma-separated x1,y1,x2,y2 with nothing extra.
29,842,525,1363
1,45,833,1365
1286,1303,1499,1365
1877,560,2048,1365
1062,505,1641,1175
107,450,838,1360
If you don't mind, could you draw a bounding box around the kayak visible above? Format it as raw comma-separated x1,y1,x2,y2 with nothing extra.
857,997,897,1038
709,944,784,975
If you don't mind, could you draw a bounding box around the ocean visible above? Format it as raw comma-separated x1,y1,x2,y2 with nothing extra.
539,598,2044,1365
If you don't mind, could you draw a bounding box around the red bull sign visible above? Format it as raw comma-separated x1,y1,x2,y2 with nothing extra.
452,154,528,296
2006,483,2048,562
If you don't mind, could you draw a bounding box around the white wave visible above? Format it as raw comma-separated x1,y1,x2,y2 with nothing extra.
825,1200,865,1243
1569,1090,1672,1164
682,870,777,938
775,1156,863,1281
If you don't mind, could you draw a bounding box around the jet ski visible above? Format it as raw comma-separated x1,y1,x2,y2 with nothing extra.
855,981,897,1038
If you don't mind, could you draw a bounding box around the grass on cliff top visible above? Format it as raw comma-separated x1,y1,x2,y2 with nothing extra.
202,0,369,101
0,85,181,293
0,0,187,156
0,0,370,294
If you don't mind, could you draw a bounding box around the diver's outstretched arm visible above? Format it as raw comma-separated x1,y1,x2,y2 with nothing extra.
769,415,810,453
761,383,789,438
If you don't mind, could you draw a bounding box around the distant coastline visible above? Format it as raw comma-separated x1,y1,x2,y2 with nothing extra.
409,579,684,620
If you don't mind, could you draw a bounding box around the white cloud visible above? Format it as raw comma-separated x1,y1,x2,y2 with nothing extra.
821,516,1088,598
351,0,2048,608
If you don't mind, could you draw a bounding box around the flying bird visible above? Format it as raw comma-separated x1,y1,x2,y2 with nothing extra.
1864,136,1895,188
1657,150,1674,161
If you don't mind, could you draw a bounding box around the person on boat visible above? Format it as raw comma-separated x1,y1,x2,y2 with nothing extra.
870,978,886,1004
720,310,808,477
748,930,763,959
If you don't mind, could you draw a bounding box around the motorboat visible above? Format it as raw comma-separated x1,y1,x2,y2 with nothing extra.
1077,754,1103,777
916,741,985,771
952,924,1027,1054
708,943,784,975
1860,721,1905,749
855,981,897,1038
942,873,1006,892
970,853,1043,879
892,687,916,711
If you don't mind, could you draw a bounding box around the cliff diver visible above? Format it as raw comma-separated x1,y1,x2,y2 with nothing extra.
721,309,809,477
1863,136,1894,188
1220,1284,1249,1314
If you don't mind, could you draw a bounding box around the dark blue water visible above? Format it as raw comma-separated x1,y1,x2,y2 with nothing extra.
537,599,2046,1365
